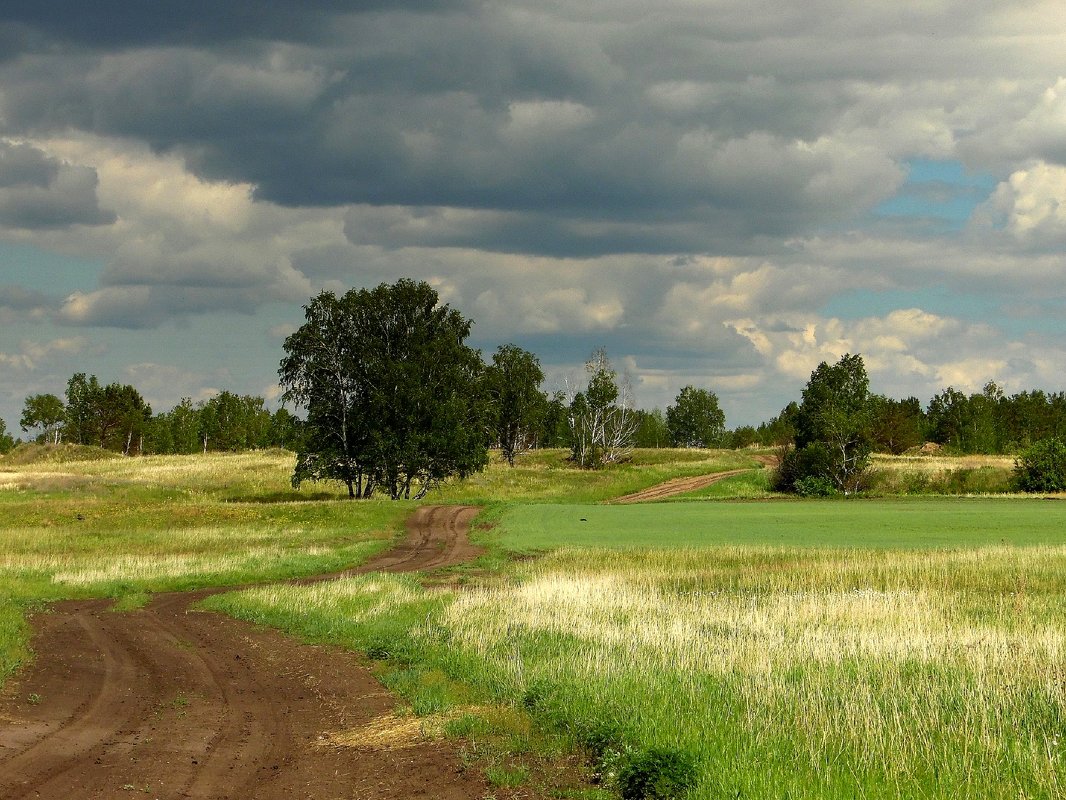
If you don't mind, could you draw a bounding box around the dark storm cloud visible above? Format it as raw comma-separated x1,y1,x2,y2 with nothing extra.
0,0,911,255
0,1,468,50
0,141,57,187
0,141,114,229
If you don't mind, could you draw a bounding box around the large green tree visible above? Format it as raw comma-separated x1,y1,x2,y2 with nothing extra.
483,344,546,466
64,372,102,445
96,383,152,454
62,374,150,454
666,386,725,448
280,279,488,499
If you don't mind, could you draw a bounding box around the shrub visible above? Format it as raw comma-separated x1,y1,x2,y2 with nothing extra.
794,476,840,497
772,443,833,493
618,746,699,800
1014,438,1066,493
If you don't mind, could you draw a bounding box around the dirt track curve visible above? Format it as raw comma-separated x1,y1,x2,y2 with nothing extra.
611,455,778,504
0,505,498,800
610,468,753,503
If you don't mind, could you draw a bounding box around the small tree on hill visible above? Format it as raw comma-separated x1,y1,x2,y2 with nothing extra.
21,393,66,445
483,344,546,466
666,386,725,448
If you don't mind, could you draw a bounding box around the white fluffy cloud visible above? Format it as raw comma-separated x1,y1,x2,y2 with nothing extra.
987,160,1066,245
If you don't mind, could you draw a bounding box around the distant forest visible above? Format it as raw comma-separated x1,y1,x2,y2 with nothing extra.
7,369,1066,459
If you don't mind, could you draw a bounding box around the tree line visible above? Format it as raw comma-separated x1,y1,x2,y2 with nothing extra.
763,353,1066,495
16,375,302,455
745,379,1066,456
277,280,733,498
8,277,1066,499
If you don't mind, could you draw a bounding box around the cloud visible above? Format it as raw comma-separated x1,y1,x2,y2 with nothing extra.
985,160,1066,247
0,140,114,229
121,362,232,410
0,335,87,371
0,284,54,323
1,1,1066,427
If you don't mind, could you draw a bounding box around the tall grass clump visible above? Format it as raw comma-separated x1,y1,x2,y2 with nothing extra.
867,454,1015,495
0,597,29,683
211,544,1066,799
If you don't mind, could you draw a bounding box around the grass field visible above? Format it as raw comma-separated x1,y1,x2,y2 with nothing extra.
212,493,1066,799
495,498,1066,551
5,445,1066,798
212,534,1066,799
0,445,751,683
0,448,412,682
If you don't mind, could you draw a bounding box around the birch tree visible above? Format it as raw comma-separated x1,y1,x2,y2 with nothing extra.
565,348,636,468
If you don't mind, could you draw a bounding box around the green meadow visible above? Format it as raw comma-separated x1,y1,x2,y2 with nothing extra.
4,445,1066,798
496,497,1066,551
0,448,410,683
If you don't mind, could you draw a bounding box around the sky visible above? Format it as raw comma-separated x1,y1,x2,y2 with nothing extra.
1,1,1065,433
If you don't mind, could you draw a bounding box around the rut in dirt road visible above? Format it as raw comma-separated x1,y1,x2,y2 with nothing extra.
0,505,498,800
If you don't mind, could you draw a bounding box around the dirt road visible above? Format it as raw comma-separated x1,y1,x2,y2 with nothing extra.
610,468,754,503
0,505,498,800
610,455,778,504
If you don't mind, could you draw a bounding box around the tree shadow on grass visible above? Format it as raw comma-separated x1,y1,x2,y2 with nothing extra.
224,491,344,504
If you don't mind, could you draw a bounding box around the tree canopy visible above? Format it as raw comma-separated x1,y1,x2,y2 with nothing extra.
20,393,65,445
666,385,725,448
777,353,873,494
279,279,488,499
483,344,546,466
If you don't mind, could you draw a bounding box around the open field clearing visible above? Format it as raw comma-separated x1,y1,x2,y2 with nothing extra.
497,498,1066,551
0,449,412,683
6,446,1065,798
0,507,523,800
213,523,1066,799
0,446,758,683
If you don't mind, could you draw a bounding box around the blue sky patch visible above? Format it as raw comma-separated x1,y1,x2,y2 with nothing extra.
874,159,997,231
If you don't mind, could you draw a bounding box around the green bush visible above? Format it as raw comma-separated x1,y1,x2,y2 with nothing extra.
1014,438,1066,493
794,476,840,497
772,443,833,493
618,746,698,800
